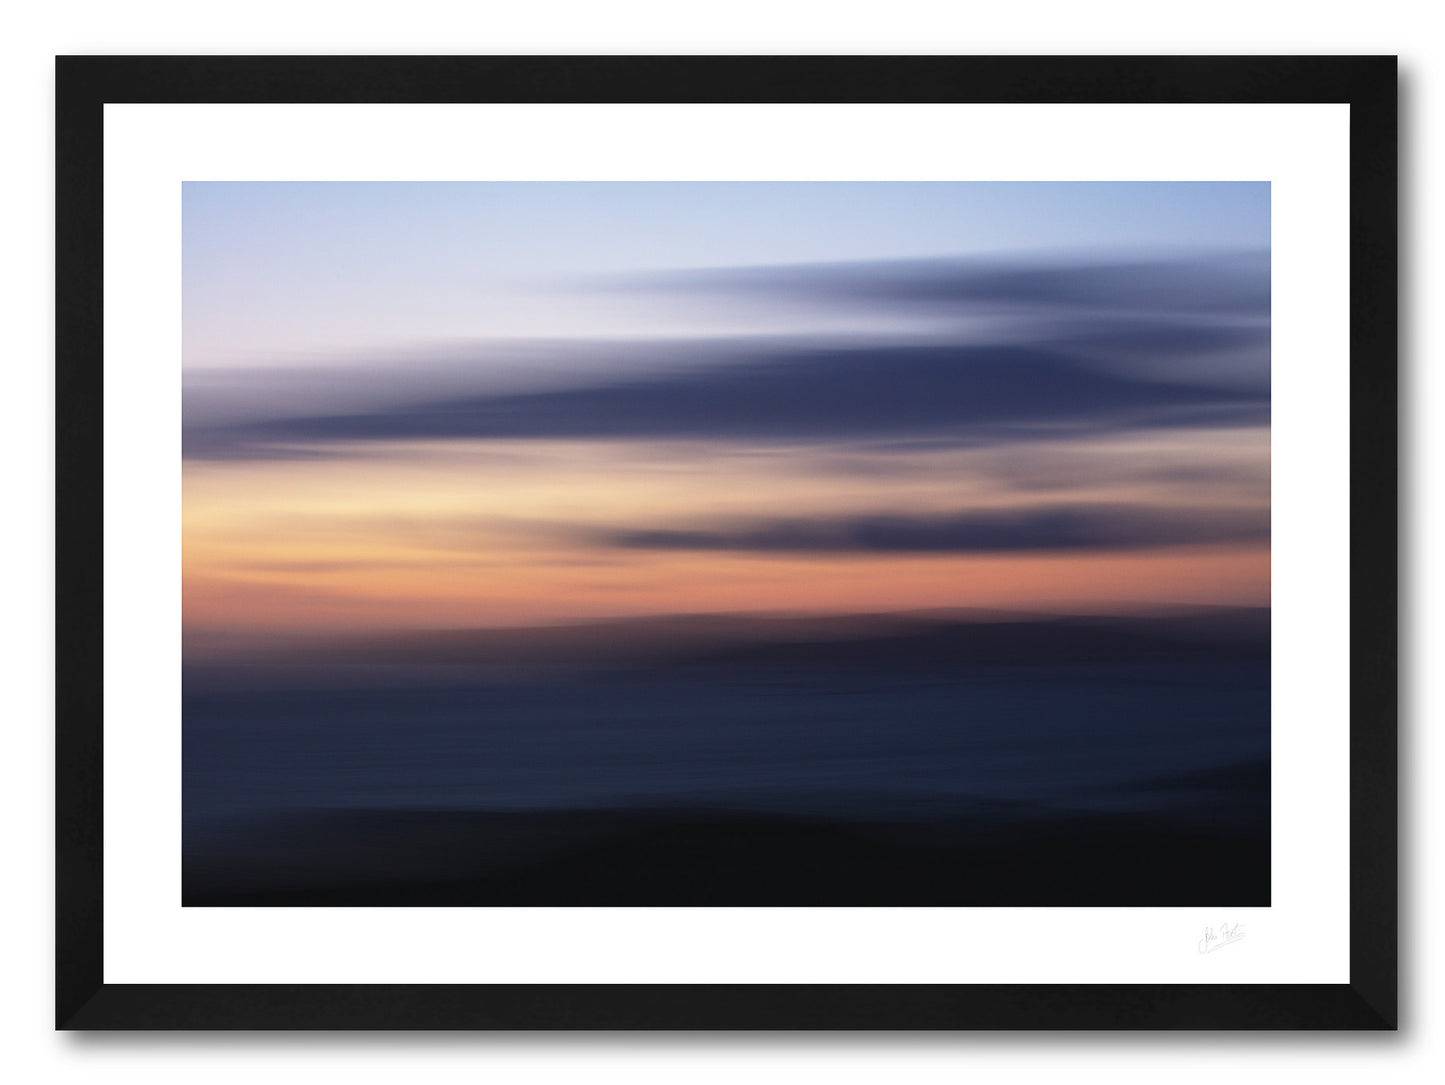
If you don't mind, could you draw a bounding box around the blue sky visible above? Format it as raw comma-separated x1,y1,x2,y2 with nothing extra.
183,182,1269,369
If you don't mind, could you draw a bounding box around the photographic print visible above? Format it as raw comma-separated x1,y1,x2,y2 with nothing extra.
181,180,1272,908
59,54,1396,1031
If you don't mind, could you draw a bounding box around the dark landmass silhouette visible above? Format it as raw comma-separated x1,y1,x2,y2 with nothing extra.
185,605,1268,680
184,791,1269,907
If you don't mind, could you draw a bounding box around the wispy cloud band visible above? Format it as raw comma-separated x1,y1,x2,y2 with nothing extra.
595,503,1269,555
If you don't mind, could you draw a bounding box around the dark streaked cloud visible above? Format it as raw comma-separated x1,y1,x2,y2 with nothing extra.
597,503,1269,554
185,341,1267,461
630,250,1271,320
183,250,1269,461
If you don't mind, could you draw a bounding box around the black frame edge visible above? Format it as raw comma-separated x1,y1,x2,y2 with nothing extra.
1347,55,1399,1030
55,54,107,1032
63,983,1392,1031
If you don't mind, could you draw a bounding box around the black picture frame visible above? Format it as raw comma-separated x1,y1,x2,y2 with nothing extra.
56,54,1397,1030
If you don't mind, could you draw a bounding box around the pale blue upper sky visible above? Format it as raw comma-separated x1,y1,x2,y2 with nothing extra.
183,182,1269,369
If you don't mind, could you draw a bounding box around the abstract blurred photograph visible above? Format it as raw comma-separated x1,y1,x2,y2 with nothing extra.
182,181,1270,906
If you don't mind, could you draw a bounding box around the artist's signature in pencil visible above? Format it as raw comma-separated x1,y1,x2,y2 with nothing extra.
1198,921,1246,954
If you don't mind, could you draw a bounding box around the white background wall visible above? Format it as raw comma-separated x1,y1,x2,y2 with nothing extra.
3,3,1435,1082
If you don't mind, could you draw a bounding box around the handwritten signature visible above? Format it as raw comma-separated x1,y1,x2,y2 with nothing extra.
1198,921,1246,954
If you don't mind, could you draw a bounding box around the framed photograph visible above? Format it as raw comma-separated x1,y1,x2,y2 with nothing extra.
56,55,1397,1029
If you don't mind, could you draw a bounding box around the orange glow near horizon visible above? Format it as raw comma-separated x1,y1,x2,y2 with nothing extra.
184,544,1270,635
183,432,1269,639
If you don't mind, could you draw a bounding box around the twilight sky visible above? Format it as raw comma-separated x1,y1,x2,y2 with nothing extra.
182,182,1270,644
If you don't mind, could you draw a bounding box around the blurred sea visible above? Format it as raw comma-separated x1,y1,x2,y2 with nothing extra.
186,661,1269,835
184,648,1270,901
